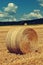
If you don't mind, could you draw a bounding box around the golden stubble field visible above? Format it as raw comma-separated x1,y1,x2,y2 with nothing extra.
0,25,43,65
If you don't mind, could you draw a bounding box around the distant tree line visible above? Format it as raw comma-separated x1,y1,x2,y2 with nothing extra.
0,18,43,26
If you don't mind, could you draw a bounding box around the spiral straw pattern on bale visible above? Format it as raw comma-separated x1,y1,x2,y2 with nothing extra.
6,27,38,54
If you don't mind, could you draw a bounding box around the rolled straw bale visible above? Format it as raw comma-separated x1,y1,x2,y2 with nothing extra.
6,27,38,54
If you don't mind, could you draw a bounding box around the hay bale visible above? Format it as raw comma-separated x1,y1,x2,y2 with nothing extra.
6,27,38,54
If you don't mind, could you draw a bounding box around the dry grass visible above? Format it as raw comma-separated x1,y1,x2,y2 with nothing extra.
0,25,43,65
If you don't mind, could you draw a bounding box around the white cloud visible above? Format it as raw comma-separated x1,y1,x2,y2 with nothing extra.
0,12,8,17
34,10,40,12
0,3,18,22
21,10,43,20
0,13,4,17
4,3,18,13
0,11,17,22
38,0,43,7
40,4,43,6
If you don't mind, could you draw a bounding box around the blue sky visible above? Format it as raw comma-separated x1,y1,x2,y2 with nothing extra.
0,0,43,21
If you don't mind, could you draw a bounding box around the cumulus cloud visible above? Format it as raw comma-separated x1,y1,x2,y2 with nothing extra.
34,10,40,12
0,11,16,22
40,4,43,6
4,3,18,13
21,10,43,20
38,0,43,7
0,3,18,22
0,12,8,17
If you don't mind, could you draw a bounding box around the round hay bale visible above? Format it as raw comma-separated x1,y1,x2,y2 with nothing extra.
6,27,38,54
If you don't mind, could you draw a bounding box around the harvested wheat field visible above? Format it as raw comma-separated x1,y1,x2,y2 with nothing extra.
0,25,43,65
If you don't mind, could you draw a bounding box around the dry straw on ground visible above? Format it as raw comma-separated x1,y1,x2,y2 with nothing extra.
0,25,43,65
